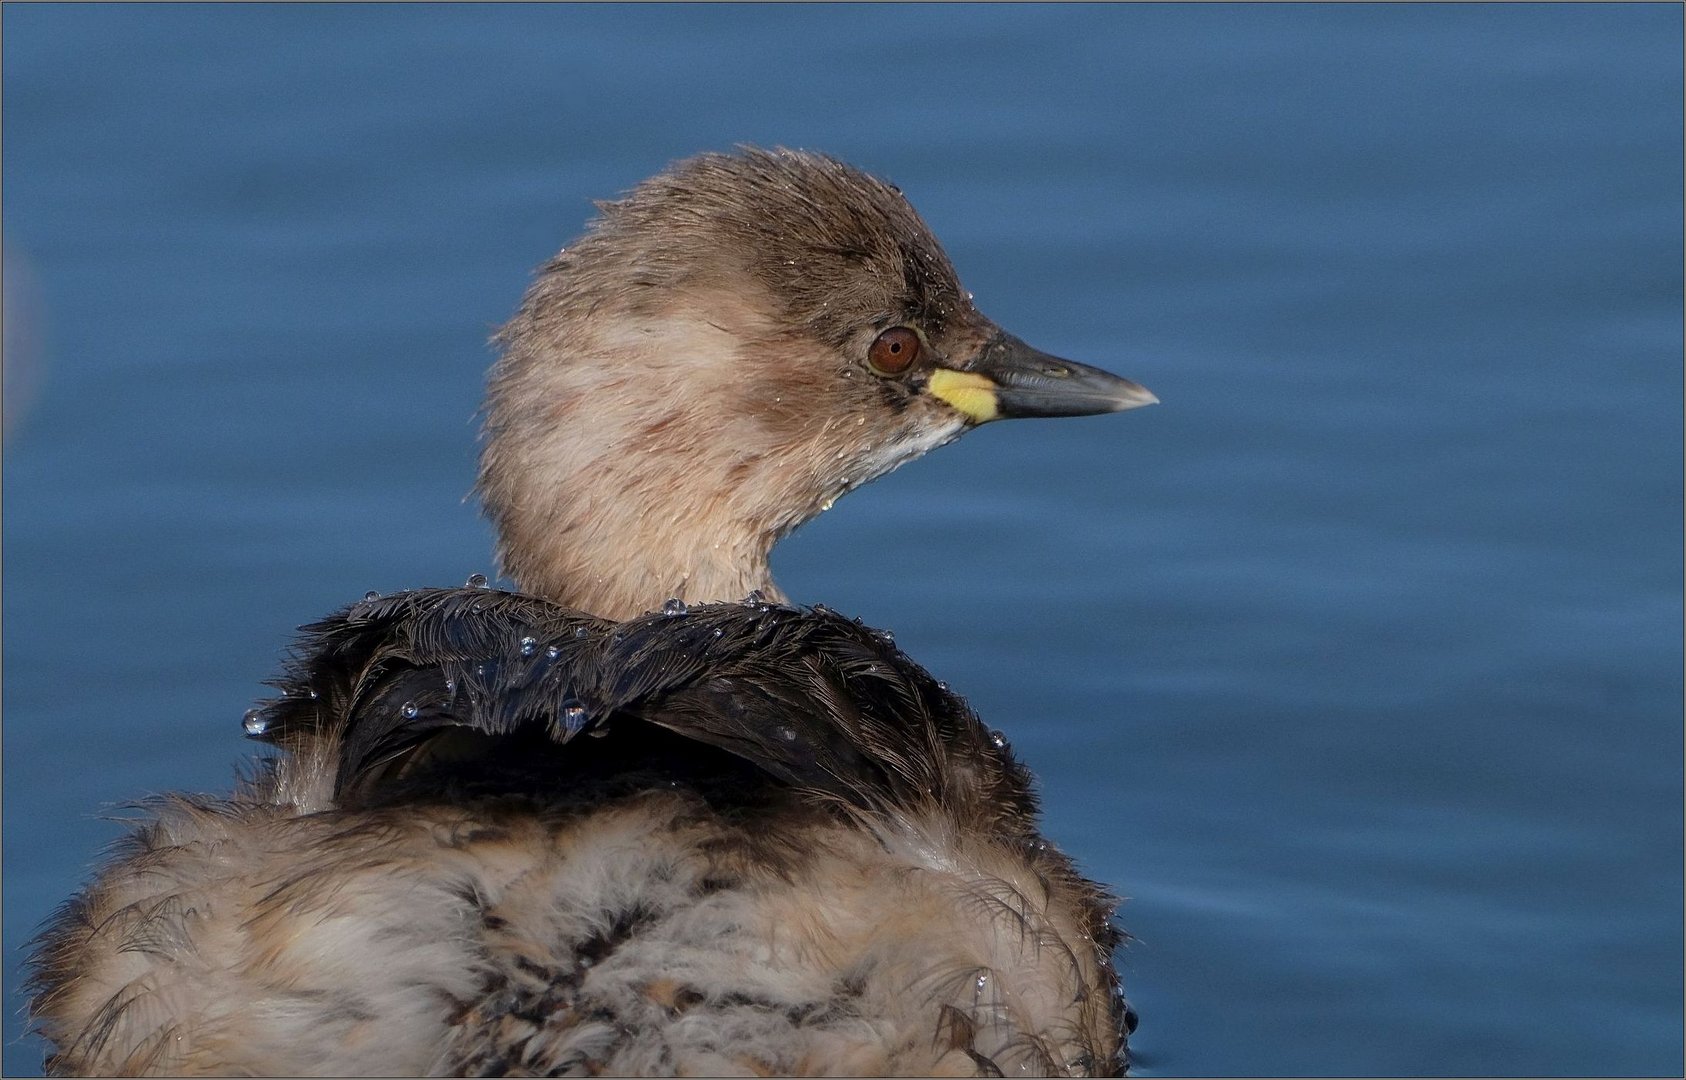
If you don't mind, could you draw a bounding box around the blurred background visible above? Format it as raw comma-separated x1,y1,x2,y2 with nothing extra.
3,5,1680,1075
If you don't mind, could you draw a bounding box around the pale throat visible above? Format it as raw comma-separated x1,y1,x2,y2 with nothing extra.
487,303,852,620
496,443,801,622
547,521,785,622
491,396,968,621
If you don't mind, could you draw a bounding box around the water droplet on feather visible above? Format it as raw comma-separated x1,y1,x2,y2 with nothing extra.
560,702,589,737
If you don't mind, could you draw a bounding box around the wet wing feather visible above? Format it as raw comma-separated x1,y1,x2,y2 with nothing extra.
249,588,1011,814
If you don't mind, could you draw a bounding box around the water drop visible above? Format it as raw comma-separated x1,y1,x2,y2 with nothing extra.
989,729,1008,749
401,701,419,720
465,573,488,589
873,628,895,647
742,589,766,607
241,709,268,737
363,590,380,602
662,598,688,617
819,498,835,512
712,628,724,639
937,681,948,691
545,644,562,660
974,972,990,996
776,725,798,742
519,636,538,656
444,678,456,694
306,687,319,700
573,625,589,638
560,702,589,737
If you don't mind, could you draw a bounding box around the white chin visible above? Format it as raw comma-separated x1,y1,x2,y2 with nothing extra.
848,415,969,493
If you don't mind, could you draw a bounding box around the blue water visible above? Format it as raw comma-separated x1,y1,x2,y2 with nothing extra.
3,5,1680,1075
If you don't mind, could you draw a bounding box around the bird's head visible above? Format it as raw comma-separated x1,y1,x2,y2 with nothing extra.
481,148,1154,619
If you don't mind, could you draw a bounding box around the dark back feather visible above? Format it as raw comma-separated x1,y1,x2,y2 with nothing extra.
251,588,1043,835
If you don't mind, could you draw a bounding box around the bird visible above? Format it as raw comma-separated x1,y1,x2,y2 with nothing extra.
26,147,1156,1077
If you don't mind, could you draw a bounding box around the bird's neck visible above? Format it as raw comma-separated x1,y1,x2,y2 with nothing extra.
479,303,825,621
496,472,789,621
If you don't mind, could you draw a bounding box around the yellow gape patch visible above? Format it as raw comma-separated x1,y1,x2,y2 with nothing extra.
927,370,1000,423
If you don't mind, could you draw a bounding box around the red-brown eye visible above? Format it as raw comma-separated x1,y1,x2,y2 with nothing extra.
867,327,921,375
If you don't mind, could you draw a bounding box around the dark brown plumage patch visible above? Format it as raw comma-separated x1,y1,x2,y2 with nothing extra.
252,588,1041,829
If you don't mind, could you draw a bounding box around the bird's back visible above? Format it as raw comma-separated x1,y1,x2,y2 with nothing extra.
30,590,1126,1076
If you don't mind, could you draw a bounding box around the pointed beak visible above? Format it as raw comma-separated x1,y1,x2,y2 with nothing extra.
927,331,1157,423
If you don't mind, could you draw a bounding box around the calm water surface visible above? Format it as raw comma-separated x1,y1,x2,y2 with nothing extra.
4,6,1681,1075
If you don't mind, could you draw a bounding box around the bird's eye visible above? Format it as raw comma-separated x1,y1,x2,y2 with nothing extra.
867,327,921,376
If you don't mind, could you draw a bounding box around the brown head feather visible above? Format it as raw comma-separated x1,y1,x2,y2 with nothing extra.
480,148,1003,619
